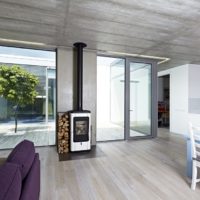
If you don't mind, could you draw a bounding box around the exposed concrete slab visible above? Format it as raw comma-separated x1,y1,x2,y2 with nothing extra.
0,0,200,69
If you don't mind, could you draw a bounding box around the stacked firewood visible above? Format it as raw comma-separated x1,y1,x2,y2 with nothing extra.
57,113,69,154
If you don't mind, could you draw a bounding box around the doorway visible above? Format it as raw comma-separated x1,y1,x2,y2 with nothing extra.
158,75,170,128
97,56,157,141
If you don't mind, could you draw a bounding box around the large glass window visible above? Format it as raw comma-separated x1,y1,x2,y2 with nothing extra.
0,46,56,149
97,56,125,141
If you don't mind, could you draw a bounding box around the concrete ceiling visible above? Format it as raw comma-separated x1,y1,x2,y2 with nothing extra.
0,0,200,70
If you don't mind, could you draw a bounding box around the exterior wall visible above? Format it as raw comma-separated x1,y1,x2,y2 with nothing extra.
0,54,55,67
57,48,97,145
0,98,7,120
0,61,56,122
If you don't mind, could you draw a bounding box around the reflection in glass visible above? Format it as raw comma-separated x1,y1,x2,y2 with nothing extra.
75,121,88,135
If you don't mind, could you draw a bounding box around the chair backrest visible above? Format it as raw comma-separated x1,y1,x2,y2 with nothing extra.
189,122,200,159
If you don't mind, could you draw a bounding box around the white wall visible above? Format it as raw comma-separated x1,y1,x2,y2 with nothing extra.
57,48,97,145
170,65,188,134
158,64,200,135
188,65,200,125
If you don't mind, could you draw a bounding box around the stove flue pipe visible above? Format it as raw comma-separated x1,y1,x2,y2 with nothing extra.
73,42,87,111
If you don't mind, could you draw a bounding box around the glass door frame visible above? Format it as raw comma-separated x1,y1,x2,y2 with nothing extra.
124,57,157,140
96,54,157,141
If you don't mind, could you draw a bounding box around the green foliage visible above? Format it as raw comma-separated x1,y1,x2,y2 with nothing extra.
0,65,39,106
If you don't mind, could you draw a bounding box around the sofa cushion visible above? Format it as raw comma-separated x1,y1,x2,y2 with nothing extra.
0,162,22,200
20,153,40,200
7,140,35,179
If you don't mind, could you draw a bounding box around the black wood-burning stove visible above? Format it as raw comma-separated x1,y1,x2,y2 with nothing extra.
69,42,91,152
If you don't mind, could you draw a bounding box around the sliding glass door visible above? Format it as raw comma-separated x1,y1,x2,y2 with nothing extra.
129,62,152,137
125,58,157,139
97,56,157,141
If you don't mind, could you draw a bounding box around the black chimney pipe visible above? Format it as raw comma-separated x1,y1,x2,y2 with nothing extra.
73,42,87,111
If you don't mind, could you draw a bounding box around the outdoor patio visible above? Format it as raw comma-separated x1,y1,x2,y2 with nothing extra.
0,120,55,149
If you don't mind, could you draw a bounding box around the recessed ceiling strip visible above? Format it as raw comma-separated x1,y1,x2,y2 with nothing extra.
99,50,170,65
0,38,46,46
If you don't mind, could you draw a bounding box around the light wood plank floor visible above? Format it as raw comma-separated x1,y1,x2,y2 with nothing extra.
0,128,200,199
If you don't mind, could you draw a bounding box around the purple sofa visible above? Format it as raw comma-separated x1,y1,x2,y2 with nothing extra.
0,140,40,200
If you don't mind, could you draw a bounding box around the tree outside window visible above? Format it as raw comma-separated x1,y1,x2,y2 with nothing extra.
0,65,39,132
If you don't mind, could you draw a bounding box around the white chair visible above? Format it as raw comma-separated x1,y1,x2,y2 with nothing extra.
189,122,200,190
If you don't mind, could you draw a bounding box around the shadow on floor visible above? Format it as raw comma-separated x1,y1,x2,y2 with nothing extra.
59,146,105,161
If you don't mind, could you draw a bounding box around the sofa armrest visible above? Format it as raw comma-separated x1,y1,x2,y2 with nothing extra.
0,162,22,200
20,153,40,200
